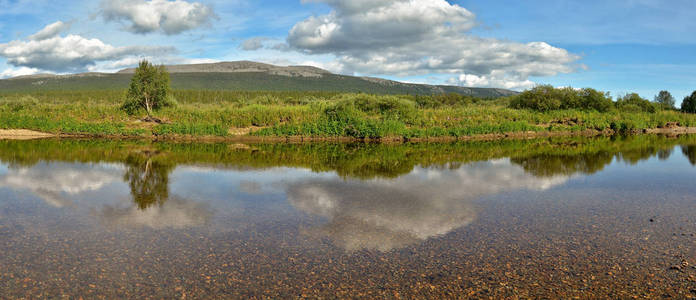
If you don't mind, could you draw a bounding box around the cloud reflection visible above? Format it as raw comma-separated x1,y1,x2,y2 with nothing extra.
98,196,212,229
0,163,123,207
288,159,570,251
0,160,211,230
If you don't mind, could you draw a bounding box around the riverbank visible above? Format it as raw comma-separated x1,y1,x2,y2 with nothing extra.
2,126,696,143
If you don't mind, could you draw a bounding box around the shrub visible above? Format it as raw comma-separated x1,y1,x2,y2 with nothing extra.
615,93,656,113
578,88,613,112
509,85,612,112
329,94,419,124
509,85,562,111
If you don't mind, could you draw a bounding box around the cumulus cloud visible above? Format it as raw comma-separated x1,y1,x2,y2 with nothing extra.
0,22,175,72
27,21,72,41
286,0,580,89
288,159,570,252
240,37,270,51
0,66,40,79
447,72,536,90
101,0,217,35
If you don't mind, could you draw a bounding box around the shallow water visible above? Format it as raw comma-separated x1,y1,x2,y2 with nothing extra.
1,136,696,298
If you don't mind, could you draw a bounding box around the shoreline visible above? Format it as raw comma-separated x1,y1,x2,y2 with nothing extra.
2,127,696,143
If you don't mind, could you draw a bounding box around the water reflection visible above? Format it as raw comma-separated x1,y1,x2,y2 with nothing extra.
681,145,696,165
0,163,123,208
99,196,212,229
124,152,174,210
1,135,696,244
511,152,615,177
288,160,570,251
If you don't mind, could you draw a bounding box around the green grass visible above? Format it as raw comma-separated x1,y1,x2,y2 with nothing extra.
1,91,696,139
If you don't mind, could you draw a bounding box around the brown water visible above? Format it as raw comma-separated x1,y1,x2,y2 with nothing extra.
1,136,696,298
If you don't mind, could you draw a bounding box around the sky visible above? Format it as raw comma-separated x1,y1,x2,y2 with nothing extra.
0,0,694,102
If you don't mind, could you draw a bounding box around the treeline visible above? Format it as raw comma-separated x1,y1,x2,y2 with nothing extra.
509,85,696,114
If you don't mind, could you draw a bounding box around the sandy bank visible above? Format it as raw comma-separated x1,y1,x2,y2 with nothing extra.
0,129,55,140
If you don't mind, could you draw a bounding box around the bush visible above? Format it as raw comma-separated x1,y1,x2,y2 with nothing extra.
509,85,562,111
329,94,419,124
578,88,613,112
509,85,612,112
615,93,656,113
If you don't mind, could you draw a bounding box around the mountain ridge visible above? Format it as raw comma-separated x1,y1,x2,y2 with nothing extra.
0,61,518,98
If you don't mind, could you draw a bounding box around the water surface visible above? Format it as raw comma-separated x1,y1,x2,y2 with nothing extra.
2,136,696,298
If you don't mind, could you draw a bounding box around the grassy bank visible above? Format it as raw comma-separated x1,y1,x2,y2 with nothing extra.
1,90,696,139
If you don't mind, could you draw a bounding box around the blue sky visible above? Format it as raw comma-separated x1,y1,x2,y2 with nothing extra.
0,0,694,102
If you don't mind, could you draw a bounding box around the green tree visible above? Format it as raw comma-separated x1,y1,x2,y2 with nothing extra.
121,60,174,117
654,90,676,110
682,91,696,113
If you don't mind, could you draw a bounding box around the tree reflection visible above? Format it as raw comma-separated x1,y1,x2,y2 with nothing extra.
511,152,614,177
657,149,673,161
123,151,175,210
682,145,696,165
510,144,687,177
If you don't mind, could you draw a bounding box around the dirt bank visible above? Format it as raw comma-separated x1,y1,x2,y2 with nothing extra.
3,127,696,143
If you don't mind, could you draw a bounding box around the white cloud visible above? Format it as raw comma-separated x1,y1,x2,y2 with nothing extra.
0,66,40,79
0,22,175,72
447,72,536,90
28,21,71,41
286,0,581,89
87,56,217,73
101,0,217,35
240,37,270,51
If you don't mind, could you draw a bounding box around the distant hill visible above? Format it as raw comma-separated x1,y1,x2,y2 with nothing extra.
0,61,517,98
